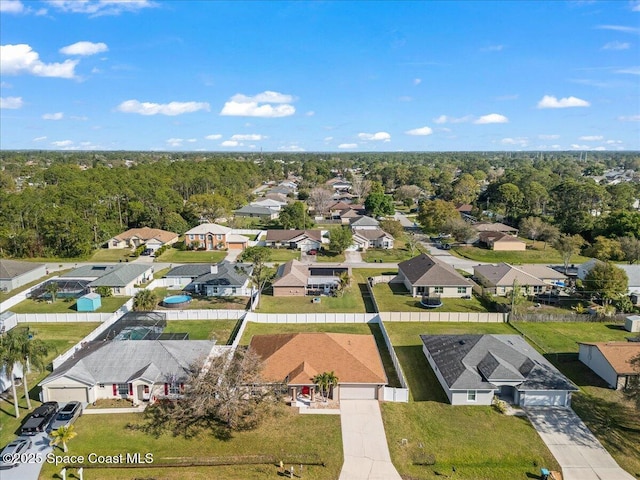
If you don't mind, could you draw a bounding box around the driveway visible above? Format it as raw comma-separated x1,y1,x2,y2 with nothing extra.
345,250,363,263
339,400,402,480
1,432,51,480
526,407,634,480
416,237,486,274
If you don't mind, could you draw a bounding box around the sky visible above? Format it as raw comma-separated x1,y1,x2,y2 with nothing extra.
0,0,639,152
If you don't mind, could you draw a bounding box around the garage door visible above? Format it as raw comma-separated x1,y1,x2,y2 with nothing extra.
228,242,244,250
340,385,378,400
522,390,567,407
47,388,88,403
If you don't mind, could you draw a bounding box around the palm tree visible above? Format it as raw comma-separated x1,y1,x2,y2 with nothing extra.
313,371,339,402
50,425,77,453
133,289,158,311
44,281,59,302
16,327,48,410
336,272,351,297
0,331,23,418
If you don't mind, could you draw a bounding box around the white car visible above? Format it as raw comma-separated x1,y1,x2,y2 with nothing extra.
0,438,32,469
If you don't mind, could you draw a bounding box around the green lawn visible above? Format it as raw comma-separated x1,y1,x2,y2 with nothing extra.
362,247,416,263
257,289,365,313
88,248,134,262
510,321,640,476
0,322,101,446
381,321,559,479
238,322,401,388
373,282,489,313
0,269,72,303
10,296,130,314
38,410,343,480
451,243,590,264
266,249,300,262
153,288,249,310
163,320,241,344
155,249,227,263
316,250,345,263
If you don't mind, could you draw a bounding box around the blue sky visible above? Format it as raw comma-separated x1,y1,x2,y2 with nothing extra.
0,0,638,152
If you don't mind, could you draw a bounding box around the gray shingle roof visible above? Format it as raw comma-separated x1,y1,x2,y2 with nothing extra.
41,340,222,386
474,263,547,287
235,205,275,216
61,264,119,278
191,262,252,287
0,259,45,279
399,254,471,287
350,215,380,227
88,264,152,287
165,264,212,278
421,334,578,392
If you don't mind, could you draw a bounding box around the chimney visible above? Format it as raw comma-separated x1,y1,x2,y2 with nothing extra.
210,264,218,274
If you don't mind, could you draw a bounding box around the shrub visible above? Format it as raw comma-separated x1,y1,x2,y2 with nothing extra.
492,396,508,414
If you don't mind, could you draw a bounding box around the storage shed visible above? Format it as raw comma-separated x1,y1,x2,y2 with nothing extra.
76,293,101,312
625,315,640,333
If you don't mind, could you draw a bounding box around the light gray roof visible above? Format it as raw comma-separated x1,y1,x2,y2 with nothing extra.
421,334,577,393
353,228,393,241
185,223,232,235
235,205,275,216
474,263,547,287
41,340,222,386
350,215,380,227
191,262,252,287
399,254,471,287
88,264,152,287
61,264,119,279
165,264,212,278
620,265,640,289
0,259,45,279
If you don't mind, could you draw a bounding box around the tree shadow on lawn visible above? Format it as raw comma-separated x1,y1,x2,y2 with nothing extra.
394,345,448,403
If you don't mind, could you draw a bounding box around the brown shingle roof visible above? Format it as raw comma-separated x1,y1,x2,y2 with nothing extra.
580,342,640,374
249,333,387,385
271,259,309,287
265,229,323,242
398,253,471,287
114,227,178,244
474,222,518,233
479,231,525,243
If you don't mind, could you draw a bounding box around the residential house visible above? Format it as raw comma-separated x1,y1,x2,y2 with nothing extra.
264,192,290,204
107,227,179,252
397,254,473,298
350,215,380,230
271,260,350,296
189,262,253,297
352,228,394,250
473,263,565,296
60,264,152,296
421,334,578,406
0,260,46,293
249,333,387,401
478,231,526,251
184,223,248,251
326,177,352,192
265,230,324,253
474,222,519,236
578,342,640,390
268,186,295,196
40,340,224,404
578,259,640,296
234,205,279,220
250,198,287,211
456,204,474,216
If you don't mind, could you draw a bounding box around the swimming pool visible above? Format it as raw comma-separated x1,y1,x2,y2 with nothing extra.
162,294,192,308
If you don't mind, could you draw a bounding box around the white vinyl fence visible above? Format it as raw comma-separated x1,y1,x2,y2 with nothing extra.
379,311,507,323
376,316,410,402
0,277,55,313
158,309,246,320
17,312,114,323
246,312,379,323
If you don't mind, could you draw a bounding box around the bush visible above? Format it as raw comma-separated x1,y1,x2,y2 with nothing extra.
492,396,509,414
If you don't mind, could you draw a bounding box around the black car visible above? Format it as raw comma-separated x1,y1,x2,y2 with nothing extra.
20,402,59,436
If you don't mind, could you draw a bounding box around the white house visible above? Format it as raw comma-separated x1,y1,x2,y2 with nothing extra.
577,259,640,295
0,260,47,293
578,342,640,390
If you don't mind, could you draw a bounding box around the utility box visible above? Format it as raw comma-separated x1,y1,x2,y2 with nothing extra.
625,315,640,333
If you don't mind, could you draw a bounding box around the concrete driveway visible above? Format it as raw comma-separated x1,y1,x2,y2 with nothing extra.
338,400,402,480
1,432,51,480
345,250,363,263
526,407,634,480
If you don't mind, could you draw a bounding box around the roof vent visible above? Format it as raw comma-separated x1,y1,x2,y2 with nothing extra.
459,340,466,345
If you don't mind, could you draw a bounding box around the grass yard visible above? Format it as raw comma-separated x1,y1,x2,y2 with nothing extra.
155,248,227,263
88,248,134,262
10,296,130,314
0,322,101,446
38,410,343,480
451,243,590,264
153,287,249,310
0,269,72,303
362,247,416,263
380,321,559,479
238,322,401,388
316,250,346,263
373,282,489,313
266,248,301,262
164,319,241,344
257,289,365,313
510,320,640,476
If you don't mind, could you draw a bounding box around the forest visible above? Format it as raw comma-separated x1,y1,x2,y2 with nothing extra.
0,150,639,259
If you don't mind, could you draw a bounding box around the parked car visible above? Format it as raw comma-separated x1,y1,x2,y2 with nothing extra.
49,401,83,431
20,401,58,436
0,438,32,469
307,249,318,255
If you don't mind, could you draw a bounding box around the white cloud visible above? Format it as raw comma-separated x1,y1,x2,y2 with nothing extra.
618,115,640,121
305,111,315,116
615,66,640,75
434,114,472,124
33,136,47,142
51,140,74,147
632,0,640,11
187,138,196,143
0,0,24,13
324,136,333,142
117,99,210,116
538,134,560,140
338,143,358,149
579,135,603,141
60,41,108,56
0,96,23,109
205,134,222,140
230,134,265,141
278,144,305,152
474,113,509,124
481,44,505,52
358,131,391,142
70,115,88,121
166,138,183,147
596,25,640,34
570,144,592,150
221,140,241,147
413,78,422,85
1,44,79,78
537,95,590,108
220,91,296,118
46,0,156,17
405,126,433,136
606,139,623,145
501,137,529,147
42,112,63,120
602,41,631,50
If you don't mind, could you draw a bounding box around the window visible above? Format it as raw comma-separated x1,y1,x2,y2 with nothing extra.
199,234,204,240
189,234,195,240
533,286,543,293
467,390,477,402
434,287,444,294
458,287,467,294
216,234,222,240
117,383,129,395
99,383,105,388
212,287,219,294
168,382,182,395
